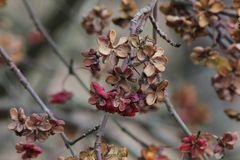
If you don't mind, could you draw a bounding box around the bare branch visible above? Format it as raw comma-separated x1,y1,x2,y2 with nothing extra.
95,113,109,160
69,124,100,145
164,92,191,135
130,0,157,34
152,1,158,43
22,0,89,92
149,15,181,47
113,119,148,148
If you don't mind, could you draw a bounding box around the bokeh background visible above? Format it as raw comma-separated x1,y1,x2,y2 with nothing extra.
0,0,239,159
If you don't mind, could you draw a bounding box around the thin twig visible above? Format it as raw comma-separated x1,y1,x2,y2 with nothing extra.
152,1,158,43
164,92,191,135
69,124,100,145
22,0,89,92
150,1,190,136
0,48,75,156
95,113,109,160
155,74,191,136
113,119,148,148
149,15,181,47
130,0,157,34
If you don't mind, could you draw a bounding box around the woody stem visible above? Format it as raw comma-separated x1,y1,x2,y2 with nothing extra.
95,113,109,160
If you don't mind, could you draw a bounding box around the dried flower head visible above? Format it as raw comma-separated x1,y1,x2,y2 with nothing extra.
113,92,139,117
49,119,65,134
212,73,240,101
231,29,240,43
112,0,137,28
25,113,52,142
88,81,110,108
82,48,101,74
233,0,240,16
224,108,240,121
214,132,239,159
29,30,44,45
79,143,128,160
97,29,131,59
179,134,208,158
50,90,73,104
129,35,168,77
81,6,112,35
159,1,175,15
89,82,139,116
8,107,65,142
194,0,224,27
140,144,169,160
8,107,27,134
8,107,32,138
15,142,42,160
165,15,207,44
191,46,219,65
106,66,136,92
140,47,167,77
145,80,168,106
192,46,231,76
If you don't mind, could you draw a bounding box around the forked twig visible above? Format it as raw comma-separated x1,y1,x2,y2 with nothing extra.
130,0,157,34
149,15,181,47
69,124,100,145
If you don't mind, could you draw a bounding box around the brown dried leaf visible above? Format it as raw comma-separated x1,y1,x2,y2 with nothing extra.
153,63,166,72
146,93,156,105
115,36,128,47
129,35,140,48
209,2,224,13
224,108,239,119
109,29,117,44
105,75,119,85
152,47,164,58
198,12,209,27
144,63,155,77
156,91,165,102
10,107,18,120
200,0,210,7
137,50,146,61
114,44,130,58
158,80,169,90
117,147,128,157
112,17,130,28
143,45,156,57
99,44,111,56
